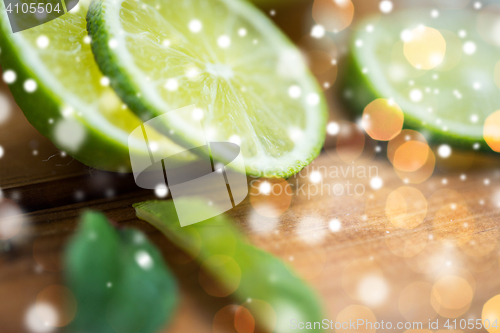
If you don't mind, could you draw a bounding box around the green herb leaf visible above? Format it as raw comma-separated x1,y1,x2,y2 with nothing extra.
133,199,326,333
64,211,178,333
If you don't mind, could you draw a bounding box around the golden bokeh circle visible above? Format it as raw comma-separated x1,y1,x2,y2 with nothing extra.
385,186,427,229
403,26,446,70
312,0,354,33
435,30,462,71
482,295,500,333
36,285,77,327
399,281,437,322
341,259,383,302
336,305,377,333
431,275,474,310
298,35,338,91
394,141,430,172
388,130,427,163
241,299,276,333
483,110,500,152
362,99,404,141
336,121,366,163
213,304,255,333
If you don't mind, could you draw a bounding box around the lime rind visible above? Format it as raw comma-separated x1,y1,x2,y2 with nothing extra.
87,0,327,178
0,2,193,171
344,9,499,152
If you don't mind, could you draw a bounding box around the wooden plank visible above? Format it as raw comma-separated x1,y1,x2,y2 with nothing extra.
0,84,147,212
1,152,500,332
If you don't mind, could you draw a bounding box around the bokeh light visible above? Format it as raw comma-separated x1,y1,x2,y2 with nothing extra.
0,198,24,240
388,130,436,183
362,99,404,141
482,295,500,333
199,255,241,297
403,26,446,70
432,275,473,309
431,275,473,317
298,35,338,91
36,285,77,327
336,305,377,333
387,130,427,163
356,274,389,307
234,306,255,333
341,259,384,303
241,299,276,333
476,5,500,47
335,121,366,163
385,186,427,229
350,0,381,29
483,110,500,152
312,0,354,33
379,0,393,13
399,281,437,322
24,303,58,333
304,50,335,75
213,305,255,333
250,178,292,218
393,141,430,172
435,30,462,71
391,41,427,81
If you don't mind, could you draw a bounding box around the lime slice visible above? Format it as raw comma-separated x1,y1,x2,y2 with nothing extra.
0,0,193,171
344,9,500,151
87,0,327,178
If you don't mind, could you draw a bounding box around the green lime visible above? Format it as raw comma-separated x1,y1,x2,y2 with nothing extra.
87,0,327,178
0,0,193,171
344,9,500,151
